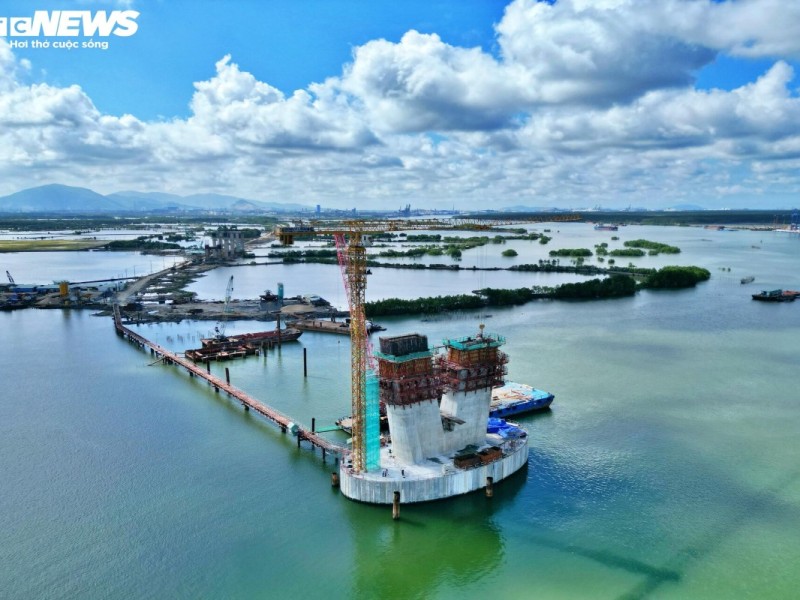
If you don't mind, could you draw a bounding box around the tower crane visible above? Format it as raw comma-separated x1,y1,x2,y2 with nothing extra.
214,275,234,341
274,214,580,473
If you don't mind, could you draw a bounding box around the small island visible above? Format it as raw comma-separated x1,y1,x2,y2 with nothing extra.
365,267,711,317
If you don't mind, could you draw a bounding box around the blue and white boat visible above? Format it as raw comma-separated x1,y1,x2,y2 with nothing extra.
489,382,554,418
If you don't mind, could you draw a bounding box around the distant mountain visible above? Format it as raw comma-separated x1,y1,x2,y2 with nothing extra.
0,184,125,212
110,190,309,212
0,185,312,213
108,191,186,210
181,193,309,212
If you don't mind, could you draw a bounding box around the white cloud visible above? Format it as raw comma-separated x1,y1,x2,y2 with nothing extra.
2,0,800,209
188,55,376,150
677,0,800,59
339,31,523,132
516,62,800,156
496,0,715,105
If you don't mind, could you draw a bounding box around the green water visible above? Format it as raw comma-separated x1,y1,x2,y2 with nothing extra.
1,227,799,599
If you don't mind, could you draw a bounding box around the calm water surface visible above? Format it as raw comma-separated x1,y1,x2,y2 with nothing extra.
1,226,799,599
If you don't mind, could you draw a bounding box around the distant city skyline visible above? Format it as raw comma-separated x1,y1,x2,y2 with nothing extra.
1,0,800,210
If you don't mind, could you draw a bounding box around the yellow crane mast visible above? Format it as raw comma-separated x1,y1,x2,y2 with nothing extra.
274,214,580,473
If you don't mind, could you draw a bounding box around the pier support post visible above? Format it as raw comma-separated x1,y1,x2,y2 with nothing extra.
303,348,308,377
485,476,494,498
206,360,210,374
331,472,339,487
225,367,230,385
297,433,302,448
392,491,401,520
322,448,326,462
311,417,316,433
276,314,282,348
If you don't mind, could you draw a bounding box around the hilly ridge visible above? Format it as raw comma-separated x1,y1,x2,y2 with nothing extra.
0,184,311,213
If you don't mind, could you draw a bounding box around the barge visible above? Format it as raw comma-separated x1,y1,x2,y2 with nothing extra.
200,327,302,347
752,289,800,302
490,382,554,417
186,327,302,362
293,318,385,335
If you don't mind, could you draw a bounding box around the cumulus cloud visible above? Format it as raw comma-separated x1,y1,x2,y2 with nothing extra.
2,0,800,209
340,31,523,132
517,62,800,156
675,0,800,58
496,0,715,105
188,55,376,150
0,39,148,173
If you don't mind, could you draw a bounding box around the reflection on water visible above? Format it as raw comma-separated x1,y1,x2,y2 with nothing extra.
348,465,527,599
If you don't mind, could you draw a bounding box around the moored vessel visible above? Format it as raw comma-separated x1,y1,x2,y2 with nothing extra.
490,382,554,417
200,327,302,347
187,327,302,362
751,289,799,302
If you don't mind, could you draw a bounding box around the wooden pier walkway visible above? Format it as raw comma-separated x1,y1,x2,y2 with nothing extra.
113,305,346,460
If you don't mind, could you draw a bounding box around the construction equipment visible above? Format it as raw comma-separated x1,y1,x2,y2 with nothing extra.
274,214,580,473
6,271,15,285
214,275,234,340
332,231,381,472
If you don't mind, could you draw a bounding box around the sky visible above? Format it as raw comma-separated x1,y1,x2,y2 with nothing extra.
1,0,800,211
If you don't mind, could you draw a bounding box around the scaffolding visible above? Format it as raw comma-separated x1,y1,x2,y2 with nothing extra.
374,334,442,407
438,330,508,393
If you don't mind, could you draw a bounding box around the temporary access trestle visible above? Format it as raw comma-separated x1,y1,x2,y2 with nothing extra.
112,305,345,460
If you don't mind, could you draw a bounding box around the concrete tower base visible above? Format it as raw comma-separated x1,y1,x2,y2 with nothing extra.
339,435,528,504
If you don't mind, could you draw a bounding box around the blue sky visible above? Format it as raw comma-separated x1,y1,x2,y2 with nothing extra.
6,0,511,119
1,0,800,209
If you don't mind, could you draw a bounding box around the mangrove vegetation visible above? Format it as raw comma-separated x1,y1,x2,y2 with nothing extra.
641,266,710,288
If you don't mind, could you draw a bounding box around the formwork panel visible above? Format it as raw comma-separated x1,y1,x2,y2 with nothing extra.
378,334,429,356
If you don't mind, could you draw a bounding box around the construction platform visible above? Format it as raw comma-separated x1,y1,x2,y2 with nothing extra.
339,435,528,504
